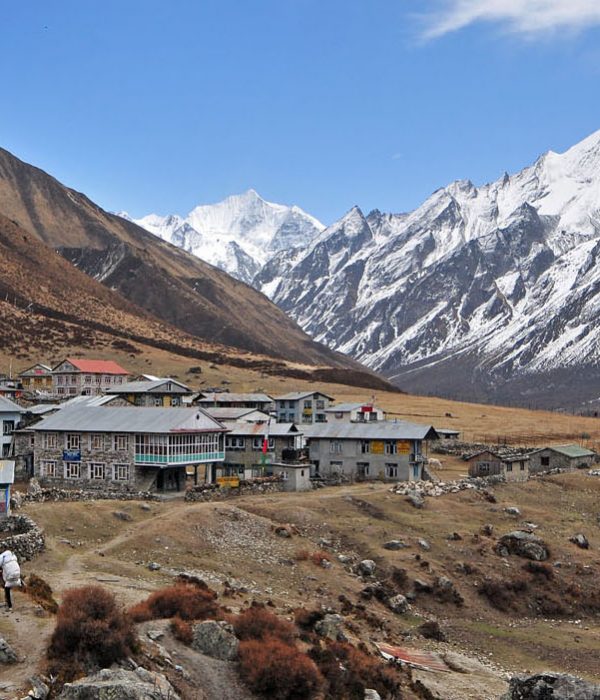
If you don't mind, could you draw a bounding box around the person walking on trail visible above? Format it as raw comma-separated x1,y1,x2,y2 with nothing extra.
0,550,21,610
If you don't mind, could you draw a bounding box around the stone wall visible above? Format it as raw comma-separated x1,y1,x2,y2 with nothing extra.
185,476,285,502
0,514,44,561
16,480,160,505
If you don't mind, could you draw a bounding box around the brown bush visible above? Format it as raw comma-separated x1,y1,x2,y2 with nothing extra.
417,620,446,642
310,641,403,699
479,577,528,612
390,567,409,592
294,607,324,630
233,605,296,644
129,584,219,622
239,638,323,699
295,549,331,567
170,616,193,645
47,586,136,681
523,561,554,580
26,573,58,614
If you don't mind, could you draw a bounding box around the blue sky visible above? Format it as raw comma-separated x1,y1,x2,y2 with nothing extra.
1,0,600,224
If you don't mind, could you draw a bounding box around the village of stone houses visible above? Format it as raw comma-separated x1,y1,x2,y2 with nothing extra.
0,357,599,699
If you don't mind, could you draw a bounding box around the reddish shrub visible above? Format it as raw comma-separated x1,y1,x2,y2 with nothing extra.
129,584,219,622
295,549,331,567
239,638,323,699
47,586,136,680
310,641,403,699
479,577,529,612
523,561,554,580
294,607,324,630
26,573,58,614
233,605,296,644
170,616,193,645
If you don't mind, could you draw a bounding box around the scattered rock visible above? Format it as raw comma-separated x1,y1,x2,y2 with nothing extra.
417,620,446,641
496,531,549,561
147,562,161,571
406,493,424,509
146,630,164,641
315,613,346,641
364,690,382,700
338,554,353,564
382,540,408,550
274,526,291,538
501,672,600,699
570,533,590,549
27,675,50,699
9,491,22,510
57,668,179,699
418,539,431,551
504,506,521,516
27,478,42,497
0,637,17,664
386,594,409,614
447,532,462,541
113,511,133,522
191,620,239,661
481,523,494,536
357,559,377,577
139,503,152,511
413,579,433,594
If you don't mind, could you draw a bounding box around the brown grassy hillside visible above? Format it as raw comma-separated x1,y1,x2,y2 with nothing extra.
0,146,363,368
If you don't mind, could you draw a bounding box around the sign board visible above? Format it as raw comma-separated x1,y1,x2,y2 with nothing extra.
63,450,81,462
371,440,384,455
396,440,411,454
361,405,373,413
217,476,240,488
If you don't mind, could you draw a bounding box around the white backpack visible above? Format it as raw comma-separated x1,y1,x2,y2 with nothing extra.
2,554,21,587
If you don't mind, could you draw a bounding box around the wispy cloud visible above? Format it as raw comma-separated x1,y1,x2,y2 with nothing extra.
422,0,600,39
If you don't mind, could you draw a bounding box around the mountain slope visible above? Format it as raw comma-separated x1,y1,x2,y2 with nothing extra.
257,129,600,408
0,147,355,370
121,189,324,284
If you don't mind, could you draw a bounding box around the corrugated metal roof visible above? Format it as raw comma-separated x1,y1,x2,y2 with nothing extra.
0,461,15,484
540,444,596,458
274,391,335,401
27,404,59,416
304,421,438,441
58,395,119,409
107,379,191,394
204,407,270,420
197,392,274,404
0,396,25,414
324,403,365,412
222,421,301,437
31,406,227,434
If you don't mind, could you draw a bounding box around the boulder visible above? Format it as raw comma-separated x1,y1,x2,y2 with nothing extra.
147,562,161,571
481,523,494,536
191,620,239,661
570,533,590,549
383,540,408,550
27,479,42,497
315,613,346,641
28,675,50,700
417,620,446,641
502,672,600,699
0,637,17,664
496,531,549,561
386,594,409,614
57,668,179,700
407,493,424,509
504,506,521,516
364,690,382,700
357,559,376,577
418,538,431,551
113,511,133,522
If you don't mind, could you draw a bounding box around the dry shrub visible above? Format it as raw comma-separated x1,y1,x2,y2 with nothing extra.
294,607,324,630
47,586,135,681
417,620,446,641
129,583,219,622
523,561,554,580
26,573,58,614
170,615,193,645
239,637,323,699
390,567,409,592
233,605,296,644
479,577,528,612
295,549,310,561
310,641,403,699
295,549,331,566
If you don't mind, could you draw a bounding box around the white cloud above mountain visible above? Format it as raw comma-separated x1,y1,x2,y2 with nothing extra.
422,0,600,39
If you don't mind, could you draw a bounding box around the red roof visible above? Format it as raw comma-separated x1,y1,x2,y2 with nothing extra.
65,358,129,375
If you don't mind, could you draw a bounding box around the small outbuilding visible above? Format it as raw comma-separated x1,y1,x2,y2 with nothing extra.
465,449,530,482
269,462,312,492
529,445,596,474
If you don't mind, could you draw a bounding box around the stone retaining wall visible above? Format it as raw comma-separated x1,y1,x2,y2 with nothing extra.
185,477,285,502
0,514,44,561
16,485,160,505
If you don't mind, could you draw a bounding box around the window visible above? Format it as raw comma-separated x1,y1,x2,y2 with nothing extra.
303,400,312,409
315,413,326,423
134,396,144,406
103,375,112,384
154,396,163,407
369,412,377,421
506,463,513,472
172,397,181,407
357,461,370,477
385,441,397,455
316,400,325,410
329,440,343,454
360,440,370,454
520,461,525,471
541,456,550,467
43,433,58,449
64,462,81,479
57,387,64,395
116,376,123,384
89,462,106,480
288,401,294,409
385,463,398,478
225,436,245,450
90,434,103,450
2,444,10,458
252,437,274,451
70,375,76,385
114,434,128,451
113,463,129,481
66,433,80,450
2,421,15,436
68,387,76,395
41,460,56,477
57,375,64,385
84,375,92,384
478,462,490,474
330,460,343,469
95,375,102,384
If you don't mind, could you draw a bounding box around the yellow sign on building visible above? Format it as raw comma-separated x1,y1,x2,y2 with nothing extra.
397,440,411,454
371,440,384,454
217,476,240,488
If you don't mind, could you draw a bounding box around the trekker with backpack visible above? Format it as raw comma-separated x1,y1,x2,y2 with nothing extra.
0,550,22,610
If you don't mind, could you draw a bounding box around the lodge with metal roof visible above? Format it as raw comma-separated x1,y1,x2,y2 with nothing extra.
529,444,596,474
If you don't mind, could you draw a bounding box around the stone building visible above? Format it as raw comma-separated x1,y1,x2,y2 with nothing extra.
107,378,193,407
465,449,530,481
30,406,227,493
51,358,129,397
274,391,334,424
19,364,53,394
324,402,385,423
529,444,596,474
0,397,24,459
196,392,274,412
305,420,438,482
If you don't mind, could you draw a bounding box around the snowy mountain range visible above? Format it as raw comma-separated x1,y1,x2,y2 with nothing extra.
118,190,324,284
122,130,600,407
